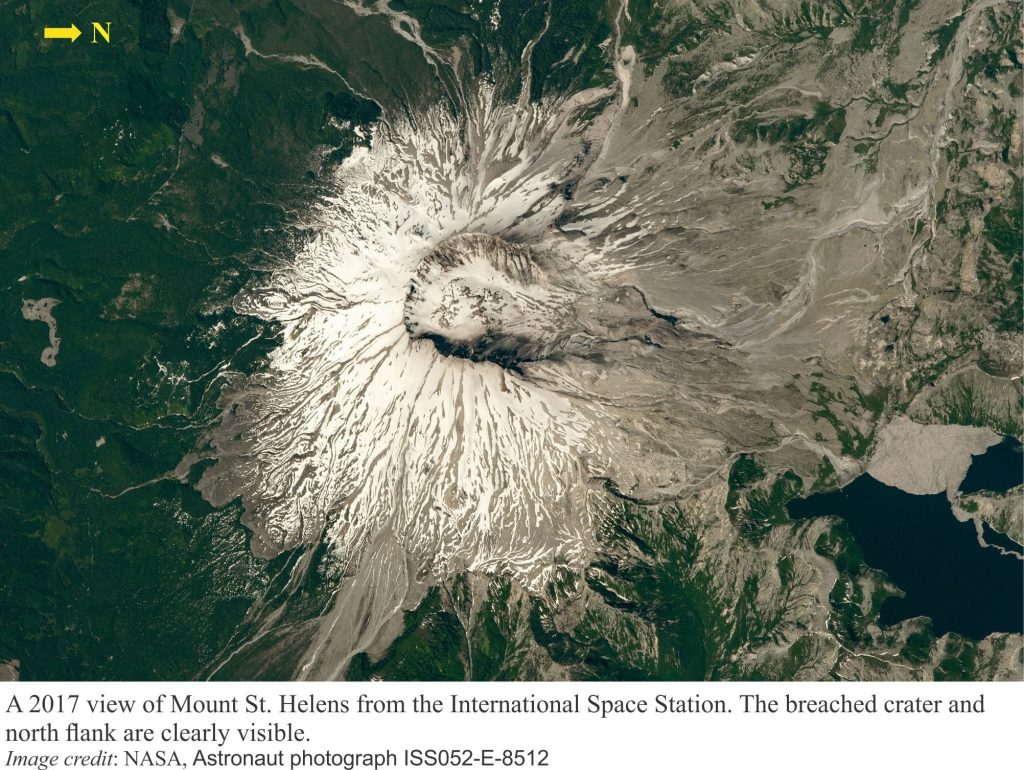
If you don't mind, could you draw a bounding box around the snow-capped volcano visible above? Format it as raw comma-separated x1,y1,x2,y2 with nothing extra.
178,68,765,676
178,1,946,675
181,86,631,586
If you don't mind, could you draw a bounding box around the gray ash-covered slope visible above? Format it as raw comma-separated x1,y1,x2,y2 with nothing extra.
178,0,1022,681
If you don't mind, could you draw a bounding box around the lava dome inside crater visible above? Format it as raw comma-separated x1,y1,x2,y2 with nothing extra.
404,233,575,369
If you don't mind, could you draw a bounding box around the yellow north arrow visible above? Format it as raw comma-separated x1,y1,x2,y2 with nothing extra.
44,24,81,42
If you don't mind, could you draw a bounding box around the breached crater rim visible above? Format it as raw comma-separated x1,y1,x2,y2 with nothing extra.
404,232,576,370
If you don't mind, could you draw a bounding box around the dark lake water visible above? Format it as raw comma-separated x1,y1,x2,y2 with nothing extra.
959,436,1024,494
788,447,1024,639
981,521,1023,556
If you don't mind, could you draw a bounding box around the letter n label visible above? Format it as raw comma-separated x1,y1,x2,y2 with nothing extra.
91,22,111,43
